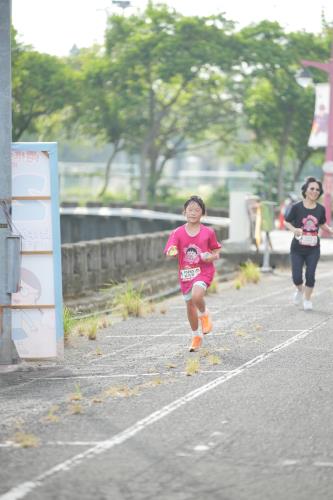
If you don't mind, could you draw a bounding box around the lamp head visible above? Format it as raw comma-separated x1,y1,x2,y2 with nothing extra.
295,68,313,88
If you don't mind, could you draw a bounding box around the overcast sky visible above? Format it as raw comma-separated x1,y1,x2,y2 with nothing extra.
12,0,333,56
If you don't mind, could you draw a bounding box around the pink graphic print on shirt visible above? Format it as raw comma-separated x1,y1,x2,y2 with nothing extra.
302,215,318,233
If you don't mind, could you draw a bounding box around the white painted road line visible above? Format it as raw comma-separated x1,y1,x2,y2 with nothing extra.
39,369,231,381
1,316,329,500
89,327,177,363
0,441,102,449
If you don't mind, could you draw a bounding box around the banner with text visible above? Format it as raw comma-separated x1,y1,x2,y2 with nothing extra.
308,83,330,149
11,143,63,359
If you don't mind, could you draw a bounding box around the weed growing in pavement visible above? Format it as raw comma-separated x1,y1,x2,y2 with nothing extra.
148,377,163,386
234,328,249,338
13,431,40,448
234,278,242,290
207,279,218,294
103,385,140,398
207,354,221,365
42,405,60,423
200,348,210,358
98,316,111,329
69,403,83,415
72,317,100,340
166,362,176,369
63,307,76,342
234,260,260,289
92,396,103,404
95,346,103,356
186,358,200,376
147,366,158,373
114,281,144,319
87,318,99,340
69,383,83,402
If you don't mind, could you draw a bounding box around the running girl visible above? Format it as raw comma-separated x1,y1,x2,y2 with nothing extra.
164,195,222,351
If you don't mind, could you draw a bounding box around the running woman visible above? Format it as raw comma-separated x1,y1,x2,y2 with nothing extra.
164,195,222,351
284,176,333,310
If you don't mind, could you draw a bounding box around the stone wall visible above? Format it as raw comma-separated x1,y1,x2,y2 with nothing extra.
61,227,228,299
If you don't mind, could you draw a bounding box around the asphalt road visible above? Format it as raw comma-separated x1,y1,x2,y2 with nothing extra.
1,262,333,500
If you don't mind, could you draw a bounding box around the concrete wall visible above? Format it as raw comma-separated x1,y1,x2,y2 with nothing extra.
61,213,180,244
61,227,228,298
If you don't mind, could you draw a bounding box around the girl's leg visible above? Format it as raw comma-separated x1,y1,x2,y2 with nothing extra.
304,248,320,301
186,299,199,332
192,284,212,334
191,284,206,314
290,251,304,289
186,297,202,352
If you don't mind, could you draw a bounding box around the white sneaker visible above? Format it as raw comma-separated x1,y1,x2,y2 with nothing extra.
293,290,303,306
303,300,313,311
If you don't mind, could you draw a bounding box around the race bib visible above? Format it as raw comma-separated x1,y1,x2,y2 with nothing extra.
299,234,318,246
180,267,200,282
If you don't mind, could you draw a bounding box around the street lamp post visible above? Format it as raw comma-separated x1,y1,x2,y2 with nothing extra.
0,0,20,364
299,40,333,234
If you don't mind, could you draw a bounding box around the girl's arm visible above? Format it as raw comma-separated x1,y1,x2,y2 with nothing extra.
284,221,302,237
320,223,333,235
165,245,178,259
201,247,221,263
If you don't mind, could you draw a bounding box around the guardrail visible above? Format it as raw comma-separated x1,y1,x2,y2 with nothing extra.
61,226,229,298
60,206,229,243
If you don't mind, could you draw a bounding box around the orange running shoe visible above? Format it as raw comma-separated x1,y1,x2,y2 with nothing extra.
189,335,202,352
199,313,212,335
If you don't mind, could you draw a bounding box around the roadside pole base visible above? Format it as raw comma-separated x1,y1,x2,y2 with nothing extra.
260,266,273,273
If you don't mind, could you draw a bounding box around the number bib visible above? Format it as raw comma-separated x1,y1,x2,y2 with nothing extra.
180,267,200,282
299,234,318,246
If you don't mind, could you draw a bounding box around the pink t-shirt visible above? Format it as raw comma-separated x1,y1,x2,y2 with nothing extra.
164,224,222,294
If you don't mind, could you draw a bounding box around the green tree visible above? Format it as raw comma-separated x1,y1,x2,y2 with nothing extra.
101,4,241,202
11,30,76,141
239,21,331,200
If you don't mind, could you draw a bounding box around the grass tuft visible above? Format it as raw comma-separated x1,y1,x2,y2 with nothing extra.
69,403,83,415
63,307,76,342
234,260,260,289
207,279,218,294
207,354,221,365
42,405,60,423
185,358,200,376
13,431,39,448
87,318,99,340
69,383,83,402
114,281,144,318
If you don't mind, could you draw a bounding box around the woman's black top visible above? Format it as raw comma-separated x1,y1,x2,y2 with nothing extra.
285,201,326,253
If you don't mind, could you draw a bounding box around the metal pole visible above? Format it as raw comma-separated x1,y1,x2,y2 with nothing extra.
322,42,333,230
301,39,333,235
0,0,19,364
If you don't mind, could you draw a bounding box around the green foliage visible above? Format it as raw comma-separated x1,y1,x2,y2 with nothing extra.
238,23,331,199
63,307,76,342
11,8,333,204
206,185,229,209
114,282,144,318
235,260,261,289
12,32,77,141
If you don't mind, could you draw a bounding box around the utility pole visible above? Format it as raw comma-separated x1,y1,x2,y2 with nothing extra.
0,0,19,364
300,40,333,235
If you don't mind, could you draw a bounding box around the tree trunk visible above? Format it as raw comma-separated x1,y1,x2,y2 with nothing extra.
277,113,293,202
293,150,313,188
98,142,121,198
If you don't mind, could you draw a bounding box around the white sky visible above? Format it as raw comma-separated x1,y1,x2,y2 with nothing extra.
12,0,333,56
